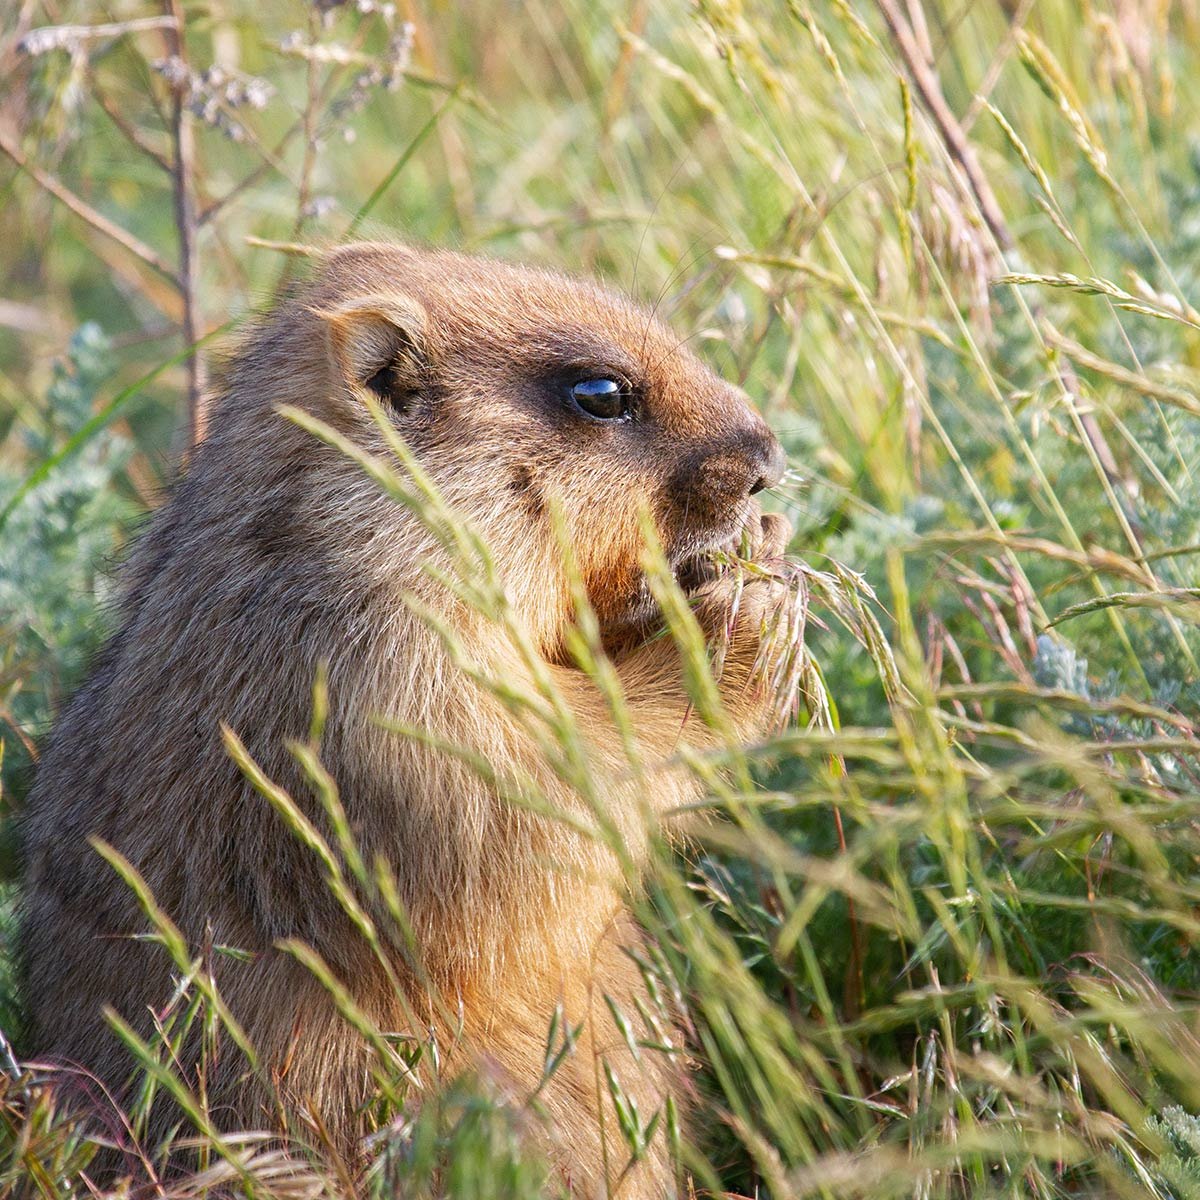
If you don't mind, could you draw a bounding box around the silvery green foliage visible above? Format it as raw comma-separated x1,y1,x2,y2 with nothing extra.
1144,1107,1200,1200
1034,631,1128,732
1032,633,1094,697
0,323,134,793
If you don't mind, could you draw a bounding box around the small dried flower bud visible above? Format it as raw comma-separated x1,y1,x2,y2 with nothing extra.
19,27,80,56
152,54,193,92
244,79,272,109
302,196,337,220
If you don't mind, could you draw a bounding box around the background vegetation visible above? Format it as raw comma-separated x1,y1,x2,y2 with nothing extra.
5,0,1200,1195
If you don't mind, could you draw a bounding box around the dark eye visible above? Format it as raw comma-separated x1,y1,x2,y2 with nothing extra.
569,377,632,421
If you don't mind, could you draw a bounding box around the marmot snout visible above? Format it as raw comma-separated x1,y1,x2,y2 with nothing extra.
22,241,799,1198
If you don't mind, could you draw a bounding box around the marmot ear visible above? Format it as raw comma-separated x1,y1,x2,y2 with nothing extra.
314,294,428,414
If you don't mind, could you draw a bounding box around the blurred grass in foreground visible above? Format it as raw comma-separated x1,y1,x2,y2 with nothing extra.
5,0,1200,1195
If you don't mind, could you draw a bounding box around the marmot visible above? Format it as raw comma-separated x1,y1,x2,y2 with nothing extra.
21,242,794,1196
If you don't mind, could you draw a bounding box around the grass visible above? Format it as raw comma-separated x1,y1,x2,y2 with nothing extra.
5,0,1200,1195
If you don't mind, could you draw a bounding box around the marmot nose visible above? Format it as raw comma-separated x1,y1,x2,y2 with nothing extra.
748,437,787,496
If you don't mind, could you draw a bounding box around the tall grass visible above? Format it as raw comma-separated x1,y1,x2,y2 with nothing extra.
5,0,1200,1195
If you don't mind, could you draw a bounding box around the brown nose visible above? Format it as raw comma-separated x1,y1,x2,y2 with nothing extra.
670,423,788,527
749,436,787,495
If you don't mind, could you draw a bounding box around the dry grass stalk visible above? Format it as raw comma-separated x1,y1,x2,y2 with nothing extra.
874,0,1141,528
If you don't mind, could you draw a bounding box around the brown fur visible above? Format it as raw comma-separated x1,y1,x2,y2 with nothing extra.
21,243,793,1196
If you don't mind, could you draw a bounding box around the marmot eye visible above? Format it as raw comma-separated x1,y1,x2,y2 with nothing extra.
570,377,631,421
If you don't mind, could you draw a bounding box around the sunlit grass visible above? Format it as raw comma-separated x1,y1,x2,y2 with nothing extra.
5,0,1200,1196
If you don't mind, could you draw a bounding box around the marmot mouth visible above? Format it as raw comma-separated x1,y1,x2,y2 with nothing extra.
674,550,729,593
599,529,745,653
671,497,778,594
672,525,749,594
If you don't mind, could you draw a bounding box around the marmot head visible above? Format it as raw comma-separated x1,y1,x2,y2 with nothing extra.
243,242,785,654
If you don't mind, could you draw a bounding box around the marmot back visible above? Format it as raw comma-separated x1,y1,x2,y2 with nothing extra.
22,242,795,1196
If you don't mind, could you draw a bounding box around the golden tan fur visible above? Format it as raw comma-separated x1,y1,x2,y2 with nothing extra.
22,243,792,1196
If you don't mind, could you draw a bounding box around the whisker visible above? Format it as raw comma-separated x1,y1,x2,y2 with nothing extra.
631,156,692,315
